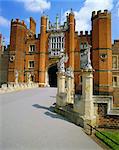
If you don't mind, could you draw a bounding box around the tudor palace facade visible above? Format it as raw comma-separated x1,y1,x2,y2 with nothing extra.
0,9,119,105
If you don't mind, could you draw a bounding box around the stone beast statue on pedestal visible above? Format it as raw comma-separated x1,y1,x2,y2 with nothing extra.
80,43,92,70
57,53,68,73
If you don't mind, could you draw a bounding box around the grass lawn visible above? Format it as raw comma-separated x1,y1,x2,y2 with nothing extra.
95,130,119,150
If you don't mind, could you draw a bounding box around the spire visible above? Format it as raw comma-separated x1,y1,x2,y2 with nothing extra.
46,15,49,30
70,8,74,15
56,14,59,29
42,11,46,17
60,8,63,25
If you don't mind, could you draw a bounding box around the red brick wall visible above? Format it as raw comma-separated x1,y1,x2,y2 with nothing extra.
112,40,119,107
97,103,119,128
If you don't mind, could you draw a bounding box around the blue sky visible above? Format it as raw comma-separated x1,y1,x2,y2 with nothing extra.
0,0,119,45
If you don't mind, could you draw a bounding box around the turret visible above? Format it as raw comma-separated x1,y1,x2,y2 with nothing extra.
69,9,75,70
91,10,113,95
30,17,36,34
8,19,27,82
40,15,47,34
39,15,47,86
40,15,47,52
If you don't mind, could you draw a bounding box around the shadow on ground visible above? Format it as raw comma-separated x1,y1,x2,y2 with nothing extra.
32,104,68,121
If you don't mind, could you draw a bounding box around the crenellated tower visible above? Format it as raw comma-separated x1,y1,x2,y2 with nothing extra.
8,19,27,82
92,10,113,95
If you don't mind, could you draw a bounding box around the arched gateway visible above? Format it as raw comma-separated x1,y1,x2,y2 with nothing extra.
48,64,58,87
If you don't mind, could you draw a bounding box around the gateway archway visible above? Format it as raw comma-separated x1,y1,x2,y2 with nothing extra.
48,64,58,87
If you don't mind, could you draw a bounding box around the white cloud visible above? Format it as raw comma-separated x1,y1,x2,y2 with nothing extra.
16,0,51,12
116,1,119,16
63,0,114,32
116,1,119,7
0,16,10,27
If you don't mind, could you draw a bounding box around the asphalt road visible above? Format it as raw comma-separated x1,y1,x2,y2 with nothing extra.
0,88,102,150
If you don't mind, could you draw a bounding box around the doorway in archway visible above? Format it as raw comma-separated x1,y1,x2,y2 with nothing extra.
48,64,58,87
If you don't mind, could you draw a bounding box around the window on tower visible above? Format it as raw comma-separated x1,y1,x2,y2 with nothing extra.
29,45,35,52
84,42,87,49
80,43,83,49
113,76,119,87
112,55,118,69
28,61,35,68
80,42,88,50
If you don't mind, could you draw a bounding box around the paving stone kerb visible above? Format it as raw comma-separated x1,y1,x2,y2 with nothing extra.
0,88,102,150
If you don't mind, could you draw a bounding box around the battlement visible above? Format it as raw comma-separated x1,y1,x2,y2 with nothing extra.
11,18,27,28
114,39,119,44
79,31,91,36
92,10,111,19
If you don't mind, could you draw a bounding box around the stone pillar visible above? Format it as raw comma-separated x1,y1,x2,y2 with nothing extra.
66,76,71,103
74,69,96,129
71,77,75,101
65,66,74,104
66,76,74,104
15,77,18,84
15,70,18,84
56,72,67,107
45,71,50,87
27,73,31,84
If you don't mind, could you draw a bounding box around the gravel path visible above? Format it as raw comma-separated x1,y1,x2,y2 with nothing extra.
0,88,102,150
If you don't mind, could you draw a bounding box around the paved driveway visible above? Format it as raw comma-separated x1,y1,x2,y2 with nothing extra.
0,88,102,150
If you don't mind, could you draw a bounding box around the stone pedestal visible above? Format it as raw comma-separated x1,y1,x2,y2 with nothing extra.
56,72,67,107
8,83,14,91
45,71,50,87
39,83,45,87
15,78,18,84
74,69,96,130
57,72,65,94
66,76,74,104
71,77,75,102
